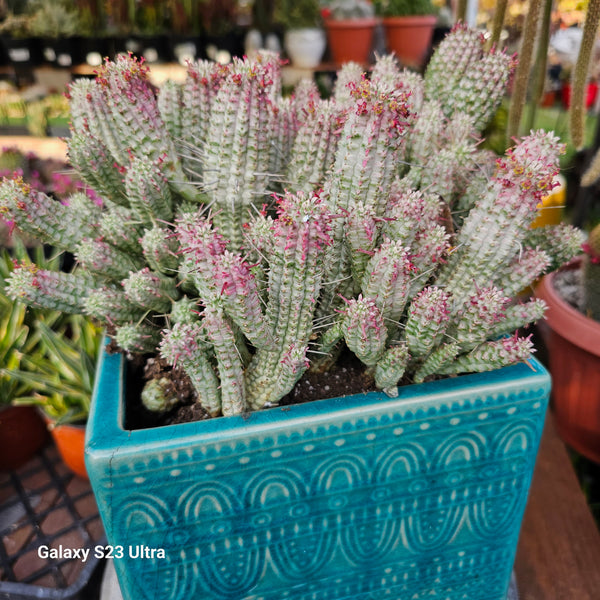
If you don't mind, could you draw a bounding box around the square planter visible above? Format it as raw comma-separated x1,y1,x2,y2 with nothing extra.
85,344,550,600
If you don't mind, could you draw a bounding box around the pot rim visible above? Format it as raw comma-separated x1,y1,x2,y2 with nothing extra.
535,257,600,357
325,17,380,29
382,15,438,26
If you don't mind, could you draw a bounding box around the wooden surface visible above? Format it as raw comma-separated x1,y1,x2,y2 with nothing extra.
0,135,67,161
516,414,600,599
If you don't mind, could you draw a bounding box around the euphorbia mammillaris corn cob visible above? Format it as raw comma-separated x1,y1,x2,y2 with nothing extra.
2,27,585,418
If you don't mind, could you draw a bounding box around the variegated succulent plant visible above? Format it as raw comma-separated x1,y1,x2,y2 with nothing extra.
1,25,584,418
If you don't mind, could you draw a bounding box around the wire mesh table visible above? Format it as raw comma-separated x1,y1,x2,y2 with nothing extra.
0,444,105,600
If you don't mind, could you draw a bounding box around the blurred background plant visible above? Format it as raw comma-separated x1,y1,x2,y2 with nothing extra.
0,239,102,425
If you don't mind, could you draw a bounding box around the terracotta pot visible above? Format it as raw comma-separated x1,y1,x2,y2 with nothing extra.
47,419,88,479
325,18,378,65
382,15,437,69
0,406,48,470
535,259,600,462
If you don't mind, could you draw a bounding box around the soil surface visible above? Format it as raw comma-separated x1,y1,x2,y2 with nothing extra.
123,348,377,431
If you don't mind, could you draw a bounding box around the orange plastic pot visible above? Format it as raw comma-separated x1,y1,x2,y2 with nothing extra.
535,259,600,462
47,419,88,479
325,18,378,65
0,406,48,470
382,15,437,69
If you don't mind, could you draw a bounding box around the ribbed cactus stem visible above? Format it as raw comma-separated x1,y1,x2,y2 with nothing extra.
203,54,280,250
317,78,412,316
122,268,180,313
326,77,411,219
96,55,177,166
115,322,162,354
404,287,451,357
370,55,400,93
361,239,414,324
413,342,460,384
140,225,180,275
99,206,145,253
202,305,247,416
345,201,379,288
245,191,332,408
125,156,173,224
495,248,551,298
272,97,296,178
170,296,200,325
208,251,273,350
332,61,364,109
407,100,444,167
341,296,387,367
570,0,600,149
383,184,442,248
374,343,410,394
175,212,227,299
490,299,547,338
67,78,129,166
0,178,96,250
409,226,450,286
76,238,145,281
157,80,183,142
67,131,128,206
455,49,516,132
437,131,562,310
523,224,587,271
159,322,221,416
448,286,509,352
425,26,486,115
436,336,534,376
6,266,94,313
506,0,543,141
180,60,227,176
84,286,147,324
286,98,340,193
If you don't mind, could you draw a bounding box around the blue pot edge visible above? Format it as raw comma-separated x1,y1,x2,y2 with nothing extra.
85,337,551,458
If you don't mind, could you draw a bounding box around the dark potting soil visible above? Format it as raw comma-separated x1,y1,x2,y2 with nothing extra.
122,348,377,431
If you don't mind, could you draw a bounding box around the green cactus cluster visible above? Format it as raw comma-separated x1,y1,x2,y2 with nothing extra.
0,27,585,419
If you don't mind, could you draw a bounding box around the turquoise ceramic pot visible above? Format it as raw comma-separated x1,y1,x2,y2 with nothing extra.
86,344,550,600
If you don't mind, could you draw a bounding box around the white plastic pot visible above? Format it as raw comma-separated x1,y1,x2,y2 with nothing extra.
283,28,326,68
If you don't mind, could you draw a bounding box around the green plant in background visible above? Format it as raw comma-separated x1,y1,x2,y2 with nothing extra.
0,240,102,423
1,30,584,419
274,0,322,29
27,0,80,38
373,0,436,17
7,315,102,424
0,12,32,37
328,0,375,19
0,242,60,406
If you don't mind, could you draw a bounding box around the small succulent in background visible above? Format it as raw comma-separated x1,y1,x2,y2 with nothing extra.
1,26,584,421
